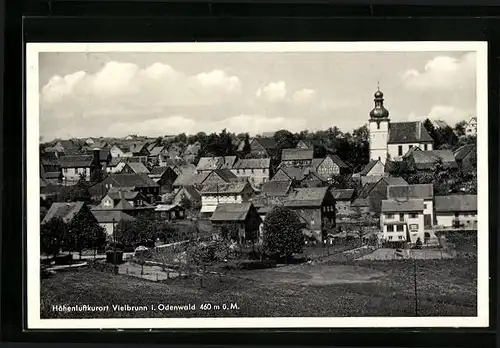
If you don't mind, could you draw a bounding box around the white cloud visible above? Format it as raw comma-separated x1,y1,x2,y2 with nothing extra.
256,81,287,102
407,105,473,125
41,71,86,104
291,88,316,105
191,69,242,94
402,52,476,90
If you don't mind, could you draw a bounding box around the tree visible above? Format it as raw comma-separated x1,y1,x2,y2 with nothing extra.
273,129,296,150
415,237,423,249
40,217,68,259
454,121,467,137
115,216,155,248
179,194,192,210
242,133,251,157
262,206,304,259
67,212,106,259
218,223,240,242
63,178,91,204
90,167,105,184
188,241,218,288
155,136,163,146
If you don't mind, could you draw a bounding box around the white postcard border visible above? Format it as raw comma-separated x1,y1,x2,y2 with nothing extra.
26,41,489,329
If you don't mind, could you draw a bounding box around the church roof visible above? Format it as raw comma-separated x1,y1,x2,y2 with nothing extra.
388,121,433,144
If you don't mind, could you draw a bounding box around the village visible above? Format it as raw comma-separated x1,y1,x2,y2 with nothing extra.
39,89,479,318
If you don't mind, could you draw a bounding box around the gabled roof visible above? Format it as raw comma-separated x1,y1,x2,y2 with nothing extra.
176,185,202,201
173,172,209,187
261,180,292,196
149,166,169,176
273,167,308,182
331,189,355,200
147,143,157,152
410,150,458,170
58,139,80,150
435,195,477,212
196,156,237,171
387,184,433,200
105,174,159,188
252,137,277,150
232,158,271,169
281,148,314,161
42,202,86,224
454,144,476,161
388,121,433,144
284,187,330,207
357,181,379,199
59,155,93,168
114,199,136,210
359,160,380,176
130,142,147,154
210,203,254,222
351,198,370,207
148,146,165,157
381,198,424,213
44,171,62,179
91,210,136,223
327,154,349,168
200,181,250,195
123,162,150,174
108,157,123,167
383,176,408,186
209,168,238,182
155,204,184,212
296,140,313,149
106,188,141,201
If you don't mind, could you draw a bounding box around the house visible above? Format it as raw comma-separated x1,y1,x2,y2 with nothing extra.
454,144,477,172
271,167,307,186
106,157,126,174
300,170,328,188
353,176,408,214
172,186,202,209
230,158,271,187
155,204,186,221
465,117,477,137
59,155,94,183
110,145,133,158
199,181,255,218
41,201,96,225
331,189,356,216
387,184,434,227
91,210,136,238
96,174,160,203
249,137,278,158
368,89,434,162
210,203,262,244
280,149,314,167
172,172,209,192
195,156,237,174
148,166,178,193
296,140,313,149
283,187,336,242
85,138,95,145
53,139,82,154
130,142,149,156
182,143,201,163
311,154,349,178
404,149,458,171
93,187,156,217
435,195,477,228
147,146,165,165
202,168,239,186
261,180,293,197
380,199,425,246
121,162,150,175
357,160,388,185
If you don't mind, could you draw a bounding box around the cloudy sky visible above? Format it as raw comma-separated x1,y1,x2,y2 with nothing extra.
38,50,477,141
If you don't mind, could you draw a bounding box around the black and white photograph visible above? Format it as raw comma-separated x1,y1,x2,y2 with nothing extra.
27,42,488,329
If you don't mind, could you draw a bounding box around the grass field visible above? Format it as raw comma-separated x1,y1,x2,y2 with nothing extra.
41,258,476,319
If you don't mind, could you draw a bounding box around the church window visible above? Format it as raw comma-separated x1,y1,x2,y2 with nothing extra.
398,146,403,156
378,156,381,161
424,144,428,151
377,123,380,130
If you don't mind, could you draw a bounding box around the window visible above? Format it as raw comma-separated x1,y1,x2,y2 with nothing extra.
388,236,393,240
409,224,418,230
378,156,381,161
386,213,394,219
377,123,380,130
454,212,460,217
398,145,403,156
424,144,428,151
410,213,418,219
424,204,427,210
409,145,413,149
399,213,404,222
396,224,404,232
398,236,403,240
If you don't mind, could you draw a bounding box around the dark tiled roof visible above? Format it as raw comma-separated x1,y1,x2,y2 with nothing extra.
173,172,208,187
253,137,277,150
106,173,159,188
331,189,355,200
149,166,168,175
106,188,140,201
357,181,380,199
201,181,250,195
210,203,253,222
261,180,292,196
91,209,136,223
383,176,408,186
328,154,349,168
196,156,237,171
232,158,271,169
211,168,238,182
148,146,165,157
435,195,477,212
42,202,85,224
410,150,458,170
180,185,202,201
284,187,329,207
388,121,434,144
454,144,476,161
381,198,425,212
387,184,433,200
44,171,62,179
351,198,370,207
123,162,150,174
281,148,314,161
274,167,308,181
59,155,93,168
359,160,379,175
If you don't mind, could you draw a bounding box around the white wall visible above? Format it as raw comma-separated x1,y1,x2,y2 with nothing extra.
62,167,90,182
436,211,478,227
201,194,244,211
100,222,114,237
230,168,270,186
369,120,388,162
381,211,425,243
388,143,433,161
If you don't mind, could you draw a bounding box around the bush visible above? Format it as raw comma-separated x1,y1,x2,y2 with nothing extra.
54,254,73,265
262,206,305,257
224,259,277,270
106,251,123,264
40,265,52,279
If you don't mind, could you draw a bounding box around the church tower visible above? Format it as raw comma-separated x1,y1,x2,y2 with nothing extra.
368,87,390,163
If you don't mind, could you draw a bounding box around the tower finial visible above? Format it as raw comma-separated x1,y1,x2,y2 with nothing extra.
377,80,380,91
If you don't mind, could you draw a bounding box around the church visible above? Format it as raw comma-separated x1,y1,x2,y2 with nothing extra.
368,88,434,163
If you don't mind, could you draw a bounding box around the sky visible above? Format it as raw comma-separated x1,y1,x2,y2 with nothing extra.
38,50,477,142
